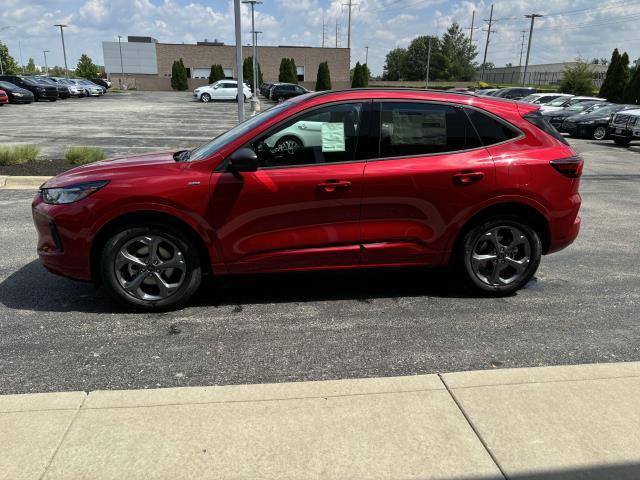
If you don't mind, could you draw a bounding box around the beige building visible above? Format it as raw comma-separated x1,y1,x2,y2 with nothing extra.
103,36,351,91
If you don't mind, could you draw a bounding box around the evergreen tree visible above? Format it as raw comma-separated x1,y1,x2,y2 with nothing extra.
75,54,99,78
362,64,370,86
315,61,332,90
623,63,640,104
278,58,289,82
242,56,263,91
440,22,477,81
352,62,366,88
25,58,38,74
49,66,66,77
599,49,629,102
288,58,298,83
0,41,20,74
171,58,188,90
559,59,595,96
208,64,225,84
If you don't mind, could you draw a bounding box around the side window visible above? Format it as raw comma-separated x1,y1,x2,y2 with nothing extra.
251,102,365,168
465,108,520,146
379,102,482,158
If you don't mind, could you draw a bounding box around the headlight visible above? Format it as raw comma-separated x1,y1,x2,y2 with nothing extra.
578,120,595,124
14,92,23,96
41,180,109,205
37,87,46,91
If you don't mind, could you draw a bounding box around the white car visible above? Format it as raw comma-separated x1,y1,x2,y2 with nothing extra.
540,95,606,113
193,80,252,103
520,93,573,105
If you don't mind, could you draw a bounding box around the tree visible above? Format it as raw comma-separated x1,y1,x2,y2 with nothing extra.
49,66,67,77
404,36,444,81
599,48,629,103
559,59,594,96
479,61,495,70
242,56,263,91
289,58,298,84
0,41,20,74
382,48,408,81
623,63,640,104
505,62,513,67
315,61,332,91
362,64,370,86
351,62,365,87
208,64,225,84
75,54,99,78
278,58,297,83
171,58,188,90
440,23,477,81
24,58,38,74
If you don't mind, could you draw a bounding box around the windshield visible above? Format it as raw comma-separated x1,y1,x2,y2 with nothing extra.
585,105,618,116
548,97,573,107
567,103,592,112
188,102,294,161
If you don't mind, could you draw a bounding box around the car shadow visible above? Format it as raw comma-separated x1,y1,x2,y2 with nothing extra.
0,260,511,314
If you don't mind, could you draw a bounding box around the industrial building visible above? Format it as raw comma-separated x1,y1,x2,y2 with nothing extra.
102,36,351,91
478,62,608,87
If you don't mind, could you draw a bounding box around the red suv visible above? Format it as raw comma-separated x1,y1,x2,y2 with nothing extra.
32,89,582,310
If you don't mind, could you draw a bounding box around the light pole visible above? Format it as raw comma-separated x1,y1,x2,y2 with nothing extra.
242,0,262,114
365,46,368,66
233,0,244,122
425,37,432,88
43,50,49,74
54,24,69,77
118,35,125,89
522,14,542,86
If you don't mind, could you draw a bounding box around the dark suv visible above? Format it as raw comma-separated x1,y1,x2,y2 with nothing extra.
493,87,537,100
270,83,309,102
0,75,58,101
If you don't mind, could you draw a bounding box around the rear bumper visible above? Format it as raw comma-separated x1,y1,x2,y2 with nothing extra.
547,192,581,254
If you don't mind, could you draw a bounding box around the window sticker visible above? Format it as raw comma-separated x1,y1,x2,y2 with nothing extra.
321,123,346,152
391,109,447,146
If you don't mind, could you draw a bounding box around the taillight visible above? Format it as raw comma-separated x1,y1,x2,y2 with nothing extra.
550,156,583,178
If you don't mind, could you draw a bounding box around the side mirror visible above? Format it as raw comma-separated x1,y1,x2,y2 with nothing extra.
227,148,258,173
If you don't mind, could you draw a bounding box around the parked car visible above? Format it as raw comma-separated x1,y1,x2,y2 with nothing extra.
608,108,640,146
0,75,58,101
33,89,582,311
90,78,111,89
270,83,310,102
260,81,274,97
475,88,500,96
0,89,8,105
193,80,252,102
540,96,606,113
78,79,105,96
543,101,609,130
447,87,473,93
562,104,635,140
520,93,573,104
0,80,34,103
492,87,537,100
47,77,85,97
36,77,70,99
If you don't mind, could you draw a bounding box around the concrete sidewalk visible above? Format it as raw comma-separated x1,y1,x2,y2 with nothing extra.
2,362,640,480
0,176,51,190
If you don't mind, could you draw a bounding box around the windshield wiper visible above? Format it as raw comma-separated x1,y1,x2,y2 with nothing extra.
173,149,191,162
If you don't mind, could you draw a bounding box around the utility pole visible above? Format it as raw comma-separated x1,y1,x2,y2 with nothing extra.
43,50,49,74
322,11,326,48
343,0,358,49
523,14,543,86
518,30,527,67
243,0,262,113
365,46,368,65
480,4,494,81
117,35,125,88
425,37,432,88
18,40,24,73
54,24,69,77
233,0,244,122
467,10,476,47
251,30,262,114
335,21,340,48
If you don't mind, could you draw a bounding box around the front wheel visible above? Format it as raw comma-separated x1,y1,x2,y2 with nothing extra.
592,126,607,140
100,226,202,311
48,98,57,102
614,138,631,146
201,93,211,103
458,217,542,296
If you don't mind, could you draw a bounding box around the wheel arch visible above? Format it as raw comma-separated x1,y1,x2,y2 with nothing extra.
90,210,213,285
452,202,551,260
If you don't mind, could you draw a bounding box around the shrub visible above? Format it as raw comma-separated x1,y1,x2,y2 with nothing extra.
352,62,367,88
559,59,595,96
171,59,189,91
242,56,263,91
0,144,39,165
208,64,225,84
64,146,107,165
279,58,297,83
315,61,332,91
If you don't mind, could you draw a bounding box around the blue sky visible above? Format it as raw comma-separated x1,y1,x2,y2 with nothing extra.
1,0,639,76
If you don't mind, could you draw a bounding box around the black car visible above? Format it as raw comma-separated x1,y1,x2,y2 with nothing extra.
270,83,309,102
36,76,70,99
0,80,34,103
543,101,606,130
492,87,537,100
259,81,274,97
562,104,634,140
0,75,58,101
90,78,110,89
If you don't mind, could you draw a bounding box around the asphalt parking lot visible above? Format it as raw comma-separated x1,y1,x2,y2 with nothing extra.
1,93,639,395
0,91,266,159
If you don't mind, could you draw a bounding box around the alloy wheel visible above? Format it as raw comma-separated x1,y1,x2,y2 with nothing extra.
114,235,186,301
470,226,531,287
593,126,606,140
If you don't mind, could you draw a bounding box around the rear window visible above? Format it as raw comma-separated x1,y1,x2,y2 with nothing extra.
465,108,520,146
522,110,569,145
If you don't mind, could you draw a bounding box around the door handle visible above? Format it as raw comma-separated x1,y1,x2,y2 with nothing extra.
453,172,485,186
317,180,351,192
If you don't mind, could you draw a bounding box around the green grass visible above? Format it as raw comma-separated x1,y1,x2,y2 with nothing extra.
64,146,107,165
0,144,40,166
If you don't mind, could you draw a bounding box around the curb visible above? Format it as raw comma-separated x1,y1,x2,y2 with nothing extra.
0,176,51,190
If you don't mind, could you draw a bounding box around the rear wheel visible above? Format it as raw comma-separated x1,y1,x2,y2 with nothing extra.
592,126,607,140
614,138,631,146
458,217,541,296
201,93,211,103
100,226,202,311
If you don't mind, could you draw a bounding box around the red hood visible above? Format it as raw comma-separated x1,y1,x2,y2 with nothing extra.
42,151,179,188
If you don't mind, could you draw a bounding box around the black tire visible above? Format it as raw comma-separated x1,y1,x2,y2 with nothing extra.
277,96,285,103
201,93,211,103
592,126,607,141
274,135,303,151
100,225,202,311
614,138,631,146
48,98,57,102
457,216,542,296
